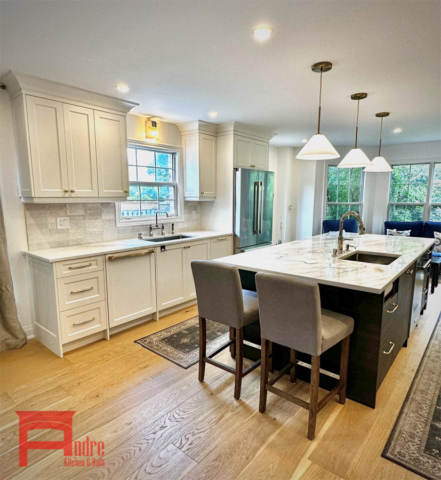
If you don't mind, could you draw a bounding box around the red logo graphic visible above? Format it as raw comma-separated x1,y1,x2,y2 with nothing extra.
16,411,75,467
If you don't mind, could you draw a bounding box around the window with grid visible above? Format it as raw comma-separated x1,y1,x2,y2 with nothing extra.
388,164,430,221
119,146,178,221
430,163,441,221
325,166,364,220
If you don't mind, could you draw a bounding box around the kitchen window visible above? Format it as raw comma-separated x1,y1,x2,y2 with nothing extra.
325,166,364,220
388,163,430,222
116,145,180,226
429,163,441,221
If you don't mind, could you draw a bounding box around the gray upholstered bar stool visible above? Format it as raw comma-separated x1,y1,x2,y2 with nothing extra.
255,272,354,440
191,260,261,399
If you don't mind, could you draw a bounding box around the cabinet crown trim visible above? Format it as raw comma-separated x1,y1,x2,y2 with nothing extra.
1,71,138,114
216,121,277,141
178,120,217,136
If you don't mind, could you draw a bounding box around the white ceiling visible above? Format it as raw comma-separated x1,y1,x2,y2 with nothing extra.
1,0,440,147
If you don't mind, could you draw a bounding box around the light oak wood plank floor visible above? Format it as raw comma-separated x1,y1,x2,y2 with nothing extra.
1,290,440,480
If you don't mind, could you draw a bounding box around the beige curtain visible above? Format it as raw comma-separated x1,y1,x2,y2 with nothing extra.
0,198,27,351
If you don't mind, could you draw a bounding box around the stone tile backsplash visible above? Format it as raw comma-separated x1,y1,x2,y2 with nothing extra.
25,202,202,250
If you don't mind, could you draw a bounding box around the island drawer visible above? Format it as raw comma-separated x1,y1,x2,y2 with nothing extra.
57,271,106,311
56,256,104,278
60,301,107,344
377,293,399,389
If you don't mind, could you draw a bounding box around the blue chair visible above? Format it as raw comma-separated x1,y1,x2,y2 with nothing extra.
384,221,424,237
424,222,441,258
323,219,357,234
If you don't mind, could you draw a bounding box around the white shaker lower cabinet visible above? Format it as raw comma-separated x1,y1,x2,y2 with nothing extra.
183,240,210,299
106,248,157,328
156,239,209,310
210,236,233,259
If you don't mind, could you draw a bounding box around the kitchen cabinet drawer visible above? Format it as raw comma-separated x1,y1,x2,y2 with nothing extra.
210,236,233,260
60,301,107,344
56,256,104,278
57,271,106,311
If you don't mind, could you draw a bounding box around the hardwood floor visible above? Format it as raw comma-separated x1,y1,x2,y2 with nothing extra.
1,290,440,480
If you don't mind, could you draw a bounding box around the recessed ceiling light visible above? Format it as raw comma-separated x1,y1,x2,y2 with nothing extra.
208,111,219,118
393,127,402,133
253,27,273,41
116,84,130,93
302,138,308,143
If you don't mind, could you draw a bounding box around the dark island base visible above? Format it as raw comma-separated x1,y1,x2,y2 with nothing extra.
239,266,415,409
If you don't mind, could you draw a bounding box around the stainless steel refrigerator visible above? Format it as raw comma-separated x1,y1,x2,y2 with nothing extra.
233,168,274,254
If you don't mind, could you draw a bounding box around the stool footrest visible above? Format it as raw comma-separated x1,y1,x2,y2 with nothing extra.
268,362,296,386
266,385,310,410
207,340,234,359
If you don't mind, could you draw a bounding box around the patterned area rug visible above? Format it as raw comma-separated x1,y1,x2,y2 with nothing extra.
135,316,230,369
382,313,441,480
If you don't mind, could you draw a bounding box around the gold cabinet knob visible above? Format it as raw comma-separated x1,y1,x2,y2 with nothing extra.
124,190,129,194
70,190,75,193
250,164,256,168
200,191,205,194
64,189,69,193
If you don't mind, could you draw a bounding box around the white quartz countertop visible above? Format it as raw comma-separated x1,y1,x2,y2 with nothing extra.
216,234,435,294
23,231,232,262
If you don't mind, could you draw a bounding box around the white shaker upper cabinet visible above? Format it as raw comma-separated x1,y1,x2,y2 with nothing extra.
94,110,129,198
233,135,269,170
26,96,69,197
63,104,99,197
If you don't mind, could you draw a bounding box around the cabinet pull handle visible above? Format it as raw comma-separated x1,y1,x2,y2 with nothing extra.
200,191,205,194
419,259,431,270
406,269,414,275
386,303,399,314
64,189,69,193
73,317,95,326
183,246,191,249
70,286,93,294
124,190,129,194
423,288,428,295
215,237,227,242
250,164,256,168
70,189,75,193
108,249,154,261
383,341,395,355
68,263,93,270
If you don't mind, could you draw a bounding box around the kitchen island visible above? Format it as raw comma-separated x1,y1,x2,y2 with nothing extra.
217,233,435,408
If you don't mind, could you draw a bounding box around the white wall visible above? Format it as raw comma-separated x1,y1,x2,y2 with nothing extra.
0,91,33,337
127,114,182,146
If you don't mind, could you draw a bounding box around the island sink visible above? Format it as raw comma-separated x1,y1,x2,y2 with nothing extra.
341,251,400,265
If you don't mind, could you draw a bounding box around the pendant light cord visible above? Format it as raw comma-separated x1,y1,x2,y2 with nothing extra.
354,99,360,148
317,67,323,134
378,117,383,156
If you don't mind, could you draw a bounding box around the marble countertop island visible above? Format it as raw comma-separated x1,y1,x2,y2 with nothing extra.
217,234,435,294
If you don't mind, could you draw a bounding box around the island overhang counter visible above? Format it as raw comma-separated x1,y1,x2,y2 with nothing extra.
216,234,435,408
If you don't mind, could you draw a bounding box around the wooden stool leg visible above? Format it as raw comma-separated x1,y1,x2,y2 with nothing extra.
234,328,244,399
229,327,236,358
308,355,320,440
339,336,350,405
198,317,206,382
268,341,274,373
290,349,297,383
259,338,269,413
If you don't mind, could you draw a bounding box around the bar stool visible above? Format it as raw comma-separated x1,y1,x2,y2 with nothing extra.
255,272,354,440
191,260,261,399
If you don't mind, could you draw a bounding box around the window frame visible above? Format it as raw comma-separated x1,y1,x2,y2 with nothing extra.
323,164,365,224
387,162,436,222
116,141,184,228
429,162,441,221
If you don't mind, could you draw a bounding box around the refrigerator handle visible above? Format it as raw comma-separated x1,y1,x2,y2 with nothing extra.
253,182,259,234
259,181,263,233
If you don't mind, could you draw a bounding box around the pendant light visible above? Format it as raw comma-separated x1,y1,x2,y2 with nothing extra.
338,93,372,168
364,112,392,172
296,62,340,160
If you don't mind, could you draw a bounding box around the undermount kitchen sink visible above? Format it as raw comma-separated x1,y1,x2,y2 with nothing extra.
142,235,196,243
341,251,400,265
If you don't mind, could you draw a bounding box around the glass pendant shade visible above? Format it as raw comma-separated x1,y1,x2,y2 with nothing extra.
364,156,392,172
338,148,371,168
296,134,340,160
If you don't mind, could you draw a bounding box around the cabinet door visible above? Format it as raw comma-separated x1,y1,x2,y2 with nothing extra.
199,134,216,198
252,139,269,170
94,110,129,197
210,236,233,260
234,135,252,168
106,249,156,327
63,104,98,197
183,133,199,198
156,244,186,310
183,241,209,300
26,96,69,197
